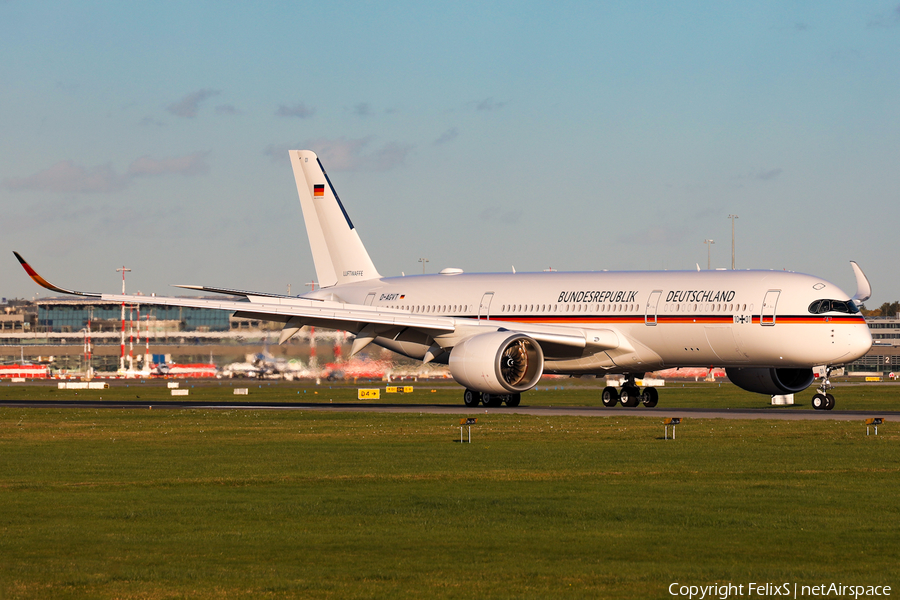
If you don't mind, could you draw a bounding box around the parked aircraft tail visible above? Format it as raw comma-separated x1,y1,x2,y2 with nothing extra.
289,150,381,288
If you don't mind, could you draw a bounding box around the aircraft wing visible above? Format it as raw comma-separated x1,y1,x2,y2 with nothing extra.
15,253,623,355
101,291,459,334
97,292,617,355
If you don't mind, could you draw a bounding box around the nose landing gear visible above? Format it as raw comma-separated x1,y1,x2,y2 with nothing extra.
812,366,837,410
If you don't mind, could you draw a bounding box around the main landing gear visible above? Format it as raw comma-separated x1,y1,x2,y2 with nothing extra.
463,389,521,408
811,366,837,411
602,374,659,408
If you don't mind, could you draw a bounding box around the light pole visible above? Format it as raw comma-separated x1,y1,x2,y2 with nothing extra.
727,215,738,269
704,239,715,270
418,258,429,274
306,281,318,369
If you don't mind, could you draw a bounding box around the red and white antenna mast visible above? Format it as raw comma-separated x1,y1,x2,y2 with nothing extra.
116,266,131,373
128,304,135,373
85,306,93,379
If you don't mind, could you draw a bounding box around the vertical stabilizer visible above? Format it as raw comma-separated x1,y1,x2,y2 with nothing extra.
290,150,381,288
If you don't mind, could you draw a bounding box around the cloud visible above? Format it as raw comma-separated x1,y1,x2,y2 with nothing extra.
476,97,507,111
778,22,808,33
264,137,412,171
2,161,126,193
3,152,211,194
868,5,900,27
55,80,80,93
262,143,294,164
0,197,102,235
139,116,165,127
166,89,220,118
752,168,783,181
616,225,686,247
127,152,210,177
275,103,316,118
479,206,523,225
215,104,241,115
366,142,412,171
308,138,371,170
691,206,720,220
434,127,459,145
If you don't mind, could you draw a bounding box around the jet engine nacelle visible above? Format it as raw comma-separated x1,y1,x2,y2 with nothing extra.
449,331,544,394
725,367,815,396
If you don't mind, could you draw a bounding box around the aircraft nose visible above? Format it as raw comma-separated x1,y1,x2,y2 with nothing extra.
847,322,873,362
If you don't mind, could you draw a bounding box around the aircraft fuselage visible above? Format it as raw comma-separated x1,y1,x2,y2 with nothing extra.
306,269,871,375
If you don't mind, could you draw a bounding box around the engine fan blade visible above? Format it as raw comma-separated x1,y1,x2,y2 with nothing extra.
501,339,529,385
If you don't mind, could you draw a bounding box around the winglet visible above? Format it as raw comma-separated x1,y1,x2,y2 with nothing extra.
13,252,100,297
850,261,872,305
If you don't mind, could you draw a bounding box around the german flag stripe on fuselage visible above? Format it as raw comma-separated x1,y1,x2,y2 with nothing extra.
486,315,866,325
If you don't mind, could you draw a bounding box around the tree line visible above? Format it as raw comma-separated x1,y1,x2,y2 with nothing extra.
859,301,900,317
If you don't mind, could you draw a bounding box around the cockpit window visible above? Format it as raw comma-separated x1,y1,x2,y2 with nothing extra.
808,299,859,315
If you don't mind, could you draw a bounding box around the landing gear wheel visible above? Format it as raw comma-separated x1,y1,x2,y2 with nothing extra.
463,389,482,407
813,365,839,411
641,387,659,408
482,393,503,407
505,393,521,407
601,386,620,407
620,386,641,408
812,393,826,410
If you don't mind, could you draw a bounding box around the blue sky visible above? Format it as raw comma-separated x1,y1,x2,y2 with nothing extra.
2,1,899,305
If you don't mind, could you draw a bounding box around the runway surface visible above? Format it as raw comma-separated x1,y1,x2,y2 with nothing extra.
1,399,896,421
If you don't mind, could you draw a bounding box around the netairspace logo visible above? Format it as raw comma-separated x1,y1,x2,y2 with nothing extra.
668,582,892,599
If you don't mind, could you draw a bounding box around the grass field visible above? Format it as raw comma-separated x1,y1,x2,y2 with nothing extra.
1,381,899,599
2,376,899,410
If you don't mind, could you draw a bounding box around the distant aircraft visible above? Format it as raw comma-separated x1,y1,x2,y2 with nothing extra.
15,150,873,410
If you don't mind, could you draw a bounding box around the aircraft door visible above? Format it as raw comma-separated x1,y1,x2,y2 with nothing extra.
478,292,494,321
645,290,662,325
760,290,780,326
364,293,376,306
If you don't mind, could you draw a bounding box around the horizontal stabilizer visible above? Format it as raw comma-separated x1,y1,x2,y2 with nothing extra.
173,284,309,300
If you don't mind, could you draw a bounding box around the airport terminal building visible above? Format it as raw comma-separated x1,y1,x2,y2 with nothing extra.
34,298,231,333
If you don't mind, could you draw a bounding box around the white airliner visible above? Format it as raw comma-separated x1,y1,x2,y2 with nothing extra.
15,150,873,410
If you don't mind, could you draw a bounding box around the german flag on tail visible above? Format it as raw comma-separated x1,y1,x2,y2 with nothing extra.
314,184,325,197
